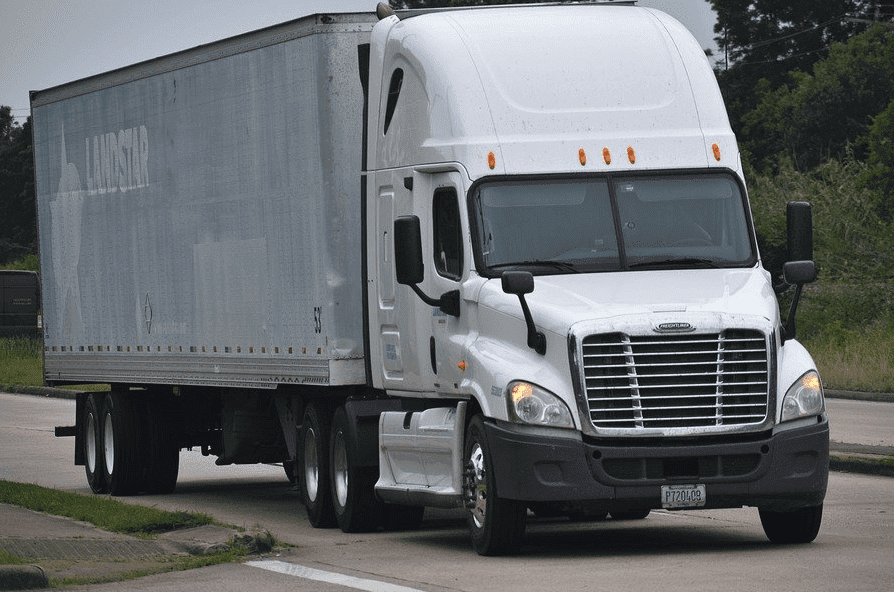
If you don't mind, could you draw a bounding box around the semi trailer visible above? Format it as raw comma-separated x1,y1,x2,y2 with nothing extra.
33,2,828,555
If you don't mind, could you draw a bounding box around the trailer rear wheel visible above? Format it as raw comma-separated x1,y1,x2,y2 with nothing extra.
84,393,107,494
330,406,382,533
759,504,823,544
464,415,526,556
102,391,143,496
300,403,336,528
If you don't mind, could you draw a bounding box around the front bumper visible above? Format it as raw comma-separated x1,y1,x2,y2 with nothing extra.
485,417,829,512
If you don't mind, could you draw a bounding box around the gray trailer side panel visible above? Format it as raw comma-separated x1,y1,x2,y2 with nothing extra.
32,14,376,388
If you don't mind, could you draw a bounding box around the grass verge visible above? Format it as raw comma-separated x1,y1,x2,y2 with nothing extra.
0,336,42,388
0,480,213,536
0,480,278,588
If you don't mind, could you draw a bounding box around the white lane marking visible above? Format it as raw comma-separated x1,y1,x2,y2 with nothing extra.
246,560,427,592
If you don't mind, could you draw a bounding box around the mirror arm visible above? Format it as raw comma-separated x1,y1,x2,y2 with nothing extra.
782,283,804,344
516,294,546,355
409,285,460,318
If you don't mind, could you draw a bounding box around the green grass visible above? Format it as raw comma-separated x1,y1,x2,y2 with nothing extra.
0,480,213,536
0,335,106,392
0,335,43,388
803,321,894,393
0,548,28,565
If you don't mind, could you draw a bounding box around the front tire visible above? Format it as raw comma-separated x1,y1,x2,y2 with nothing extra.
299,402,336,528
759,504,823,544
330,406,382,533
464,415,526,556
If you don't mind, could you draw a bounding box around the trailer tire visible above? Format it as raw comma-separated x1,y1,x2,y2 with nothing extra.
464,415,526,556
102,391,143,496
84,393,107,494
759,504,823,544
300,402,336,528
330,406,382,533
143,397,179,494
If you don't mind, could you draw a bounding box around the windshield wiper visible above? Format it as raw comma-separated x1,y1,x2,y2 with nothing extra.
488,260,580,273
627,257,722,270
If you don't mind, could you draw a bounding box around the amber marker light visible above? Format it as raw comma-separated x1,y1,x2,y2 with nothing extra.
602,147,611,165
712,143,722,161
487,151,496,170
457,361,467,371
578,148,587,166
627,146,636,164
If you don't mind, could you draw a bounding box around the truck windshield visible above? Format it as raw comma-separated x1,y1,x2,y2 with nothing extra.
470,173,756,276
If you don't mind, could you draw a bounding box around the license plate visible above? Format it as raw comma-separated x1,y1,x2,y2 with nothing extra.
661,484,706,509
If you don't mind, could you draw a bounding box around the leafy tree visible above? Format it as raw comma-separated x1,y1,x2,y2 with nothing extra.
710,0,888,129
737,24,894,172
0,106,36,265
860,98,894,220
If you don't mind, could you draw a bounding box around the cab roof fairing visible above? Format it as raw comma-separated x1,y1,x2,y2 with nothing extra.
371,5,738,179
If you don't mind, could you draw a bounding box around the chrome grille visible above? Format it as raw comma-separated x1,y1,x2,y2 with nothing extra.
582,330,769,430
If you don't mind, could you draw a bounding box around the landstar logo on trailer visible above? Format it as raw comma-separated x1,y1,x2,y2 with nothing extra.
84,125,149,195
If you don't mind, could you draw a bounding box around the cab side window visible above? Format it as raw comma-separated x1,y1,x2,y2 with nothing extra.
433,187,463,280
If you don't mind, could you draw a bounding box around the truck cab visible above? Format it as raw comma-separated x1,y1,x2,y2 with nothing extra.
365,4,827,555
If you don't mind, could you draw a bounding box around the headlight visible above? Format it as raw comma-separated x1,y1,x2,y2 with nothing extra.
507,381,574,428
781,371,824,422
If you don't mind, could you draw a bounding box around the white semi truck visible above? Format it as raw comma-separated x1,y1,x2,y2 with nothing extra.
34,2,828,555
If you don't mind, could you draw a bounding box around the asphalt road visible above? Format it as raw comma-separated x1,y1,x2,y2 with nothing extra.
2,392,893,592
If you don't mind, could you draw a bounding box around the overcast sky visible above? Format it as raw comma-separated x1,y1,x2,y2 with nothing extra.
1,1,717,122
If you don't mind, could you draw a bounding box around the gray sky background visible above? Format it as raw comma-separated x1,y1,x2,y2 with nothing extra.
1,1,718,122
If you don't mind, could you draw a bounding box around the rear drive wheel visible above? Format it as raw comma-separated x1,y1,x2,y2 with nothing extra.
83,393,107,494
330,406,382,533
759,504,823,544
102,391,143,496
299,403,336,528
464,415,526,556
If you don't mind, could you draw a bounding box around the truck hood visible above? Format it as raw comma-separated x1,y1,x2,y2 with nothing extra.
477,268,778,336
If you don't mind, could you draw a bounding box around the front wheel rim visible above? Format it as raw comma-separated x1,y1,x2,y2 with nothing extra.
468,442,487,529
